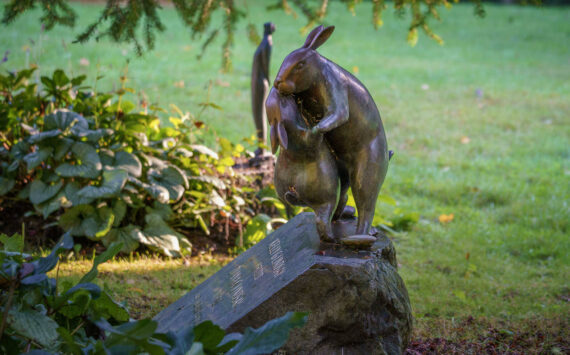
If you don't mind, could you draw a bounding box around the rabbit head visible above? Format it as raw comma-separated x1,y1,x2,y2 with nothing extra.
266,87,289,154
274,25,335,95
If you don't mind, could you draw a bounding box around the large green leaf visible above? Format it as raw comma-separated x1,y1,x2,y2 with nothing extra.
0,233,24,252
82,207,115,239
148,167,187,202
53,137,75,160
29,179,64,205
135,213,191,257
226,312,308,355
99,149,115,166
56,142,102,179
242,214,272,248
7,309,59,349
91,291,130,322
114,151,142,177
35,191,66,218
112,200,128,227
24,146,53,170
65,182,95,206
77,169,128,199
128,177,169,204
102,226,140,254
0,177,16,195
27,129,62,144
44,109,89,134
58,290,92,319
59,205,114,239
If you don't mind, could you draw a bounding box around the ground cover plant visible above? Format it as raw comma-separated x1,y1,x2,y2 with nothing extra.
0,232,307,354
1,1,568,353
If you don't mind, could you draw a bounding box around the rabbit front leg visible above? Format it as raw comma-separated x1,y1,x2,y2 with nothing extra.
311,76,349,134
313,202,337,242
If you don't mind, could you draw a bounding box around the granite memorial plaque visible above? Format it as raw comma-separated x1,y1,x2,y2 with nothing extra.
154,212,321,332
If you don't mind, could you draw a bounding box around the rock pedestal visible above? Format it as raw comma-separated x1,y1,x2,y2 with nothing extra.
154,213,412,355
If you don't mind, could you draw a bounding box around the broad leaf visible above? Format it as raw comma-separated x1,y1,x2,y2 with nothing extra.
92,290,130,322
65,182,95,206
102,227,140,254
77,168,127,199
35,191,66,218
148,167,187,202
114,151,142,177
59,205,114,239
193,321,225,352
44,109,88,134
53,137,74,160
127,177,170,204
56,142,102,179
27,129,61,144
0,233,24,252
0,177,16,195
7,309,59,349
58,290,92,319
112,200,128,227
133,214,191,257
24,146,53,170
29,179,64,205
242,214,272,248
226,312,308,355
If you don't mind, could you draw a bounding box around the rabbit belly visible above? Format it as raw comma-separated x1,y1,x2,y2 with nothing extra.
275,152,338,208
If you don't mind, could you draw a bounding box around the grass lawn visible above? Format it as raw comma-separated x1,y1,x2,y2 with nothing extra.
3,1,569,350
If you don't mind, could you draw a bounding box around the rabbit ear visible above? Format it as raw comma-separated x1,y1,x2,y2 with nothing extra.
302,25,324,48
277,122,288,150
270,124,279,154
308,26,335,50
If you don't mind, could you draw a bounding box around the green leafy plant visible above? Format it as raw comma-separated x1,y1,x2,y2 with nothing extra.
0,66,271,256
0,232,308,354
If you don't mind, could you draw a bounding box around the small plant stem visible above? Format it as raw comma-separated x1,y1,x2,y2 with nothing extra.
70,320,85,336
0,281,17,341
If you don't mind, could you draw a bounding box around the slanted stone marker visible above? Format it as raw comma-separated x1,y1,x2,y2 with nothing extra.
154,213,412,354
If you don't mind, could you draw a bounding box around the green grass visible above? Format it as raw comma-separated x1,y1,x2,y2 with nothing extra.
3,1,569,344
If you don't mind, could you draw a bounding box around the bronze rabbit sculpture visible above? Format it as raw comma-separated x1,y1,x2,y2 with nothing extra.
266,87,339,242
273,25,389,238
251,22,276,156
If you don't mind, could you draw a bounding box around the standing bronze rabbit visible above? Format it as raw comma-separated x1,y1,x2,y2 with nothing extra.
266,87,339,242
273,25,389,237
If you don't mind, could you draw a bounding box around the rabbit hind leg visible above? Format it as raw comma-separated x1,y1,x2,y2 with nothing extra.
314,203,336,242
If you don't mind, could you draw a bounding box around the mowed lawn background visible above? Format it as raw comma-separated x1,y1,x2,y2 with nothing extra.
1,1,568,341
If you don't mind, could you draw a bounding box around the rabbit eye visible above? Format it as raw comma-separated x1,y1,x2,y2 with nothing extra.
296,62,305,70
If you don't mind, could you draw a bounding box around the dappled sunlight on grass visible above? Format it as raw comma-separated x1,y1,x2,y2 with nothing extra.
51,255,232,319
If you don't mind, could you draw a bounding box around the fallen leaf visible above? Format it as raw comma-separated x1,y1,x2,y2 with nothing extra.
215,79,230,87
79,58,90,66
439,213,454,224
128,287,144,293
174,80,185,88
461,136,470,144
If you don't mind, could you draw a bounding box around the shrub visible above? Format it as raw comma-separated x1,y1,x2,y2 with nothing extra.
0,66,265,256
